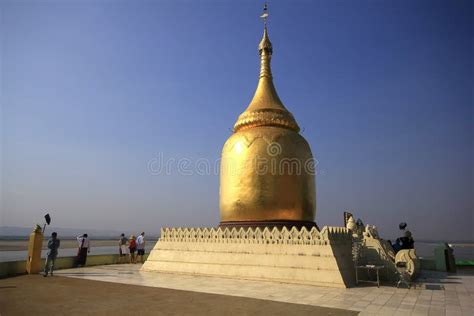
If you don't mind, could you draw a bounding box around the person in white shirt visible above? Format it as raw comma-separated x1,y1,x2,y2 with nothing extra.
136,232,145,263
118,233,129,264
76,233,90,267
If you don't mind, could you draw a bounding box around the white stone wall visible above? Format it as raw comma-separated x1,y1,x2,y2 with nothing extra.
142,226,355,288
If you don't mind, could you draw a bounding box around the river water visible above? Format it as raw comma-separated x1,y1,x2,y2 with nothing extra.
0,246,150,262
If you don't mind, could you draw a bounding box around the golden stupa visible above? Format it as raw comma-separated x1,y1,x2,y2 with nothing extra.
219,14,316,229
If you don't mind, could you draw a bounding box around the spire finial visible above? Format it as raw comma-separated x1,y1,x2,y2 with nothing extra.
258,2,272,59
232,2,300,133
260,2,269,28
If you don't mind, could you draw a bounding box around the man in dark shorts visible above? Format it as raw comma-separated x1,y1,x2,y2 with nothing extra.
136,232,145,263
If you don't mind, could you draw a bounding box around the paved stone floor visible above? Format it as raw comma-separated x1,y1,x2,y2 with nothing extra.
55,264,474,316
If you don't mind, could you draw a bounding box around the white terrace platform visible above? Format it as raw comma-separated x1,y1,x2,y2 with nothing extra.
55,264,474,316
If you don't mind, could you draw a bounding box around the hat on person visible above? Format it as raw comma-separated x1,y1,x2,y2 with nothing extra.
130,235,136,239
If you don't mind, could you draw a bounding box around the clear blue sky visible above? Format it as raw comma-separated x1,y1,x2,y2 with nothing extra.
1,0,472,241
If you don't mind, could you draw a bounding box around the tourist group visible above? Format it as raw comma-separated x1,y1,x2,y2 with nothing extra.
42,231,146,277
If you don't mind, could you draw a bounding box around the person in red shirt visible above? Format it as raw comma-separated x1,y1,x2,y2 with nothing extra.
128,235,137,264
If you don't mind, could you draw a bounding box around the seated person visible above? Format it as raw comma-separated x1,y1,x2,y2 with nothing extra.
392,239,402,253
399,231,415,250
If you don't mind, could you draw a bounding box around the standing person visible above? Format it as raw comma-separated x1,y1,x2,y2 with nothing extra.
136,232,145,263
118,233,128,264
128,235,137,264
43,232,60,277
76,233,90,267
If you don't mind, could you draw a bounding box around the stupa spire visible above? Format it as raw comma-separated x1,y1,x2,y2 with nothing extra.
233,3,300,133
220,3,316,229
258,26,272,78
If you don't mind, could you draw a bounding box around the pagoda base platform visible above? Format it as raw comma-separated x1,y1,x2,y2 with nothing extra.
141,226,355,288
